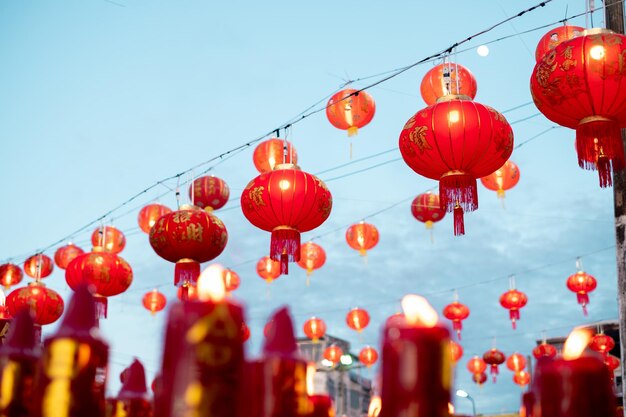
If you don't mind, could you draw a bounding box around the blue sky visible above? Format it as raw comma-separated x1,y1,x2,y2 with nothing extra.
0,0,620,414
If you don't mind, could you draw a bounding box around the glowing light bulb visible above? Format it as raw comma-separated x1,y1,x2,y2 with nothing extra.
563,328,592,360
589,45,605,60
197,264,226,302
448,110,460,124
279,179,291,190
306,363,316,396
401,294,439,327
368,396,382,417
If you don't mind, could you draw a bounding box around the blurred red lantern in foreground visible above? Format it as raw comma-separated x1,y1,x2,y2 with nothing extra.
359,346,378,367
534,25,584,62
297,242,326,282
472,372,488,386
514,371,531,387
346,222,379,258
253,138,298,174
138,203,172,234
0,263,23,289
346,307,370,332
23,254,53,279
326,89,376,137
303,317,326,342
450,341,464,363
223,269,240,293
532,341,557,359
7,282,64,325
467,356,487,376
442,300,470,339
189,175,230,211
480,160,521,200
566,262,597,316
256,256,281,283
177,285,198,301
483,348,506,383
92,225,126,254
506,353,527,373
420,62,477,105
411,192,446,230
500,282,528,329
142,289,167,315
323,345,343,364
590,332,615,358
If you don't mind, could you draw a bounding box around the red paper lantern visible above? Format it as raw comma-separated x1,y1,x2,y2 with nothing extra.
605,355,620,373
472,372,488,386
442,301,470,339
297,242,326,279
506,353,527,373
241,164,332,273
303,317,326,342
590,333,615,357
177,285,198,301
534,25,584,62
566,270,597,315
323,345,343,364
142,289,167,315
346,222,379,257
241,322,251,342
450,341,464,363
500,288,528,329
483,348,506,382
326,89,376,136
531,29,626,187
149,207,228,288
359,346,379,367
189,176,230,211
346,307,370,332
23,254,53,279
223,268,240,293
256,256,281,283
54,244,85,270
513,371,531,387
91,225,126,254
253,138,298,173
0,263,23,289
399,96,514,235
467,356,487,375
411,192,446,229
6,282,64,325
480,160,520,199
532,342,557,359
137,203,172,234
420,62,477,105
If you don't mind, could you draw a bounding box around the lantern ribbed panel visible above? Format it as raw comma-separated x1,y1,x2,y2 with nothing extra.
253,138,298,173
54,244,85,270
7,282,64,325
326,89,376,134
188,175,230,211
0,263,23,289
480,160,521,196
23,254,54,279
65,252,133,297
411,192,446,226
534,25,584,62
420,63,477,105
138,203,172,234
346,222,379,255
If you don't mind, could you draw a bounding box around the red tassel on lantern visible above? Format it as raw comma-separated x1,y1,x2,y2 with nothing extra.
270,227,300,274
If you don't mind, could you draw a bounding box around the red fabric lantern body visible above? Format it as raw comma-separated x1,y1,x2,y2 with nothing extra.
467,356,487,376
399,96,514,235
323,345,343,364
189,176,230,211
303,317,326,342
480,160,521,199
23,254,53,279
499,289,528,329
566,271,597,315
142,290,167,315
605,355,620,378
359,346,378,367
532,342,557,359
296,242,326,278
346,308,370,332
326,89,376,136
253,138,298,173
420,63,477,105
506,353,527,373
256,257,281,283
590,333,615,358
137,204,172,234
177,285,198,301
472,372,488,386
442,301,470,339
223,269,240,293
450,341,463,363
241,164,332,274
346,222,379,257
0,263,23,289
513,371,531,387
7,282,64,325
54,244,85,270
411,192,446,229
531,29,626,187
149,207,228,288
91,226,126,254
483,348,506,382
535,25,584,62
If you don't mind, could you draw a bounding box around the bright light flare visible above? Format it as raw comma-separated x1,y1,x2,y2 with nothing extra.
306,363,316,396
368,396,382,417
563,328,592,360
589,45,605,60
401,294,438,327
198,264,226,302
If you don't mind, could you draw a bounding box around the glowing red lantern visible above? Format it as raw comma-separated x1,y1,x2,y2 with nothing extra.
513,371,531,387
359,346,378,367
54,243,85,270
483,348,506,382
223,269,240,293
177,285,198,301
534,25,584,62
256,256,281,283
91,225,126,254
323,345,343,364
566,270,597,316
0,263,23,289
506,353,527,373
241,323,251,342
442,301,470,339
7,282,64,325
480,160,520,199
590,332,615,358
253,138,298,173
346,221,379,257
531,29,626,187
297,241,326,280
532,341,557,359
420,62,477,105
137,203,172,234
411,192,446,230
241,164,332,273
450,341,464,363
189,175,230,211
149,207,228,288
605,355,620,376
346,307,370,332
472,372,488,386
500,286,528,329
467,356,487,376
399,96,514,235
326,89,376,136
303,317,326,342
142,289,167,315
23,254,53,279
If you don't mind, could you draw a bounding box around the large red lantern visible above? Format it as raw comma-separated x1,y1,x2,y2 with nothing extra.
590,332,615,358
534,25,585,62
346,307,370,332
532,341,557,359
483,348,506,382
346,221,379,257
189,175,230,211
531,29,626,187
411,192,446,230
442,301,470,339
326,89,376,136
566,269,597,316
480,160,520,199
323,345,343,364
137,203,172,234
149,206,228,288
500,285,528,329
256,256,281,283
450,341,463,363
420,62,477,105
92,225,126,254
467,356,487,376
7,282,64,325
253,138,298,173
303,317,326,342
241,164,332,273
23,254,53,279
54,243,85,270
399,96,514,235
297,241,326,281
359,346,378,367
142,289,167,315
0,263,23,289
513,371,531,387
506,353,527,373
223,268,240,293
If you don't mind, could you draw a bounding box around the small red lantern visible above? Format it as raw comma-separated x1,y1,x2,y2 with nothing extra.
256,256,281,283
23,254,53,279
566,262,597,316
450,341,463,363
346,221,379,257
472,372,488,386
411,192,446,231
467,356,487,376
605,355,620,377
91,225,126,254
241,322,251,342
137,203,172,234
177,285,198,301
500,282,528,329
442,300,470,339
241,164,332,273
223,269,240,293
359,346,378,367
590,332,615,358
54,244,85,270
480,160,520,199
253,138,298,173
323,345,343,364
7,282,64,325
142,289,167,315
303,317,326,342
420,62,477,105
483,348,506,382
534,25,584,62
326,89,376,137
297,241,326,281
513,371,531,387
506,353,527,373
189,176,230,211
532,341,557,359
0,263,23,289
346,307,370,333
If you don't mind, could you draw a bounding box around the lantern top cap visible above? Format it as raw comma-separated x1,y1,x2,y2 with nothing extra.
435,94,473,103
274,163,300,171
582,28,614,36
